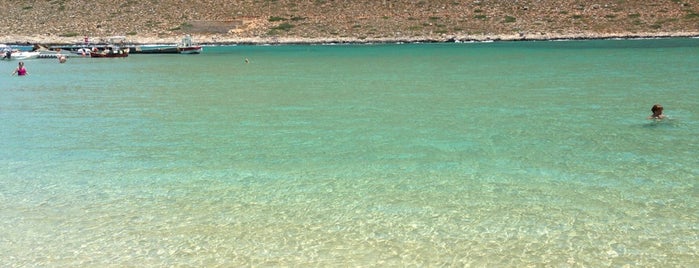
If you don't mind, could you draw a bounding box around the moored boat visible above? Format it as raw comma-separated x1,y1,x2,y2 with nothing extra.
177,45,202,54
1,45,41,60
128,35,203,54
133,45,179,54
177,35,202,54
1,51,40,60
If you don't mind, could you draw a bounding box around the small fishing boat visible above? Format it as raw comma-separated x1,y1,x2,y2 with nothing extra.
177,45,202,54
176,35,202,54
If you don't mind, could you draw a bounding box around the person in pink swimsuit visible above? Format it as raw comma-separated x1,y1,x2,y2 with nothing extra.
12,61,27,76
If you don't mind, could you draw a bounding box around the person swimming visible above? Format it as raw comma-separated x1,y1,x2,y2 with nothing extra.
647,104,665,120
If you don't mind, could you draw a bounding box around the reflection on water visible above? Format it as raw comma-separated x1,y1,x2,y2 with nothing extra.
1,40,698,266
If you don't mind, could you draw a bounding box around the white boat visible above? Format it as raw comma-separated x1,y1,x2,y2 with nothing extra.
1,50,40,60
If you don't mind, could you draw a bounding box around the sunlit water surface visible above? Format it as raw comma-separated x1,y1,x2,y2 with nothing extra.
1,39,698,266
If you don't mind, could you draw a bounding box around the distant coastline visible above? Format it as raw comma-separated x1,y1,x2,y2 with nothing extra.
4,0,699,48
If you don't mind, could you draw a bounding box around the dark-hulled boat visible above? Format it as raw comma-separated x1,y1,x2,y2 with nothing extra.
133,45,179,54
131,35,202,54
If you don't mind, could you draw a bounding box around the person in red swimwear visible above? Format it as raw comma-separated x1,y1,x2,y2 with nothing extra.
12,61,28,76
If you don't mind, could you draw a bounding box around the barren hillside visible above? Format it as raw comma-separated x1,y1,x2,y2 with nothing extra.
2,0,698,44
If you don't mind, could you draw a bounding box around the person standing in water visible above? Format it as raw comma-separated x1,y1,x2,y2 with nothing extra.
2,49,11,60
12,61,28,76
648,104,666,120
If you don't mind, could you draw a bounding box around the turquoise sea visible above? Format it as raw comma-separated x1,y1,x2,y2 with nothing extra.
1,39,698,267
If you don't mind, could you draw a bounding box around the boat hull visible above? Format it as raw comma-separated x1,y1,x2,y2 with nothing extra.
90,51,129,58
133,46,179,54
178,46,202,54
1,51,40,60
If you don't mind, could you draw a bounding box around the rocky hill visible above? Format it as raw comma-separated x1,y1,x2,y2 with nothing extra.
2,0,698,44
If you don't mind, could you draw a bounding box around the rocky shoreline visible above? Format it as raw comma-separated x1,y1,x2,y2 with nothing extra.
3,31,698,47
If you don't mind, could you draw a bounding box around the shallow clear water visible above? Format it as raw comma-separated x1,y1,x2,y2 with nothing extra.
1,39,698,266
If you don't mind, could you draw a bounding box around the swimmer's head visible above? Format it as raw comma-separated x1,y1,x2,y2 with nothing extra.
651,104,663,114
